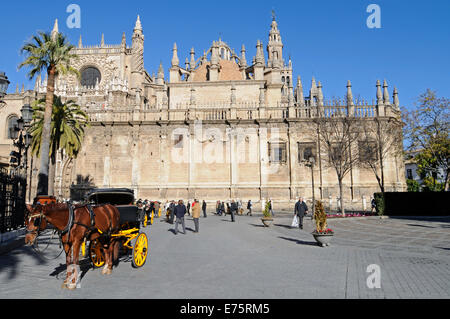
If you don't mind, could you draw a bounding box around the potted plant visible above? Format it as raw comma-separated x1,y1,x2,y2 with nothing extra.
312,200,334,247
261,201,273,227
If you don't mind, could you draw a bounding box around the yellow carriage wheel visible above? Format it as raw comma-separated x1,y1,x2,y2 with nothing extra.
132,233,148,268
89,239,105,269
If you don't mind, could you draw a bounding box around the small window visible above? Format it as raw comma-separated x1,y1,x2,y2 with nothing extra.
269,142,287,164
174,134,184,149
298,142,316,163
407,169,413,180
359,141,377,162
329,143,346,163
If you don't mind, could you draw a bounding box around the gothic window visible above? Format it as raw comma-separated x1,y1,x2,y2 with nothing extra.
359,140,378,162
7,115,19,140
81,66,101,87
282,76,285,83
269,142,287,164
298,142,317,163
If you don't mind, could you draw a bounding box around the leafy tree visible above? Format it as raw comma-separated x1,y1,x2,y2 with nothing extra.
29,96,89,195
406,179,420,192
402,90,449,191
19,29,78,196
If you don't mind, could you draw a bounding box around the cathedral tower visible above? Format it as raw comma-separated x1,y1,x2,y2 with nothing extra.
131,15,144,94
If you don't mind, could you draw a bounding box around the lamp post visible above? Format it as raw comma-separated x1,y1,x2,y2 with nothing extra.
10,103,34,200
0,71,10,103
305,156,316,220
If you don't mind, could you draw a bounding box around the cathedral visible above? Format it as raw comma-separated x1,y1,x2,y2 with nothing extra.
0,16,406,211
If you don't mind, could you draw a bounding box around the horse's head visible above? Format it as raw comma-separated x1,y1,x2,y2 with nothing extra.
25,203,49,246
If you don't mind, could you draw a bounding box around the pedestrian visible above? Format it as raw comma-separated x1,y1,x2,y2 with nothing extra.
154,201,161,218
230,200,237,222
202,200,207,218
169,200,176,224
237,200,243,215
192,199,201,233
294,197,309,230
269,199,274,217
187,201,191,216
174,199,187,234
221,201,225,216
247,200,253,216
371,198,377,214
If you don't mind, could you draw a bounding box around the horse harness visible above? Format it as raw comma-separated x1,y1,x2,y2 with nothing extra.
29,203,114,245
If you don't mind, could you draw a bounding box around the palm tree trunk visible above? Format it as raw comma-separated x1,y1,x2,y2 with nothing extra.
48,156,56,196
36,66,55,196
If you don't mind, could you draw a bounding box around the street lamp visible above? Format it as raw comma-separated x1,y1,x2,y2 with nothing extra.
304,156,316,220
0,71,10,101
21,103,34,125
10,104,34,203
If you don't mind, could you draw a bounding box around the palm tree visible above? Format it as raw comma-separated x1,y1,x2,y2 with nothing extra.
18,21,78,196
29,96,89,196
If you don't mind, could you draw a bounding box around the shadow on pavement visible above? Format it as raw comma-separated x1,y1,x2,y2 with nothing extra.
406,224,436,229
274,224,297,230
278,236,318,247
249,224,266,228
0,243,49,282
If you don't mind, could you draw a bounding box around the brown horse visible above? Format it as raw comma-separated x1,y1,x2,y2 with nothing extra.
25,202,120,289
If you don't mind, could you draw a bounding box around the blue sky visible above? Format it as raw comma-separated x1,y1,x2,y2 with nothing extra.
1,0,449,110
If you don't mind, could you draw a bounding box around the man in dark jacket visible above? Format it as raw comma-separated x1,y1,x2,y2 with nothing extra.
174,200,187,234
169,200,176,224
247,200,253,216
202,200,207,218
230,200,238,222
294,197,308,230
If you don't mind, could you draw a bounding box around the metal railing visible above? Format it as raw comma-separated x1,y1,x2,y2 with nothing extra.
0,168,27,233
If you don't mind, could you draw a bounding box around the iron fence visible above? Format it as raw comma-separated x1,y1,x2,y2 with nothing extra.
0,168,27,233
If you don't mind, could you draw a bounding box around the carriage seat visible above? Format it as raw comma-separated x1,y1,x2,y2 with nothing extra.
116,205,144,225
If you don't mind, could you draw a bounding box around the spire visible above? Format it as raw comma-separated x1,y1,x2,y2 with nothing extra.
121,32,126,49
346,80,354,106
51,19,59,40
376,80,383,105
171,43,179,67
101,33,105,47
296,76,305,106
134,15,143,31
190,47,196,70
210,41,219,66
240,44,247,68
267,13,283,68
393,87,400,109
383,79,390,104
311,77,317,90
255,40,265,65
156,61,164,85
317,81,324,106
78,35,83,48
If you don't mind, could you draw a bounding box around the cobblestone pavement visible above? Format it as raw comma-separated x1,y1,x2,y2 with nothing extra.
0,213,449,299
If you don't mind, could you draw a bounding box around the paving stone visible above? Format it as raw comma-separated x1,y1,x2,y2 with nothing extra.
0,214,448,299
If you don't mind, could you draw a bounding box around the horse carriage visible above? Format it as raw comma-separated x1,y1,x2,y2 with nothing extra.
25,188,150,289
85,188,149,269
